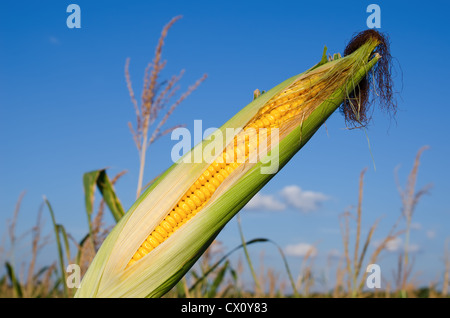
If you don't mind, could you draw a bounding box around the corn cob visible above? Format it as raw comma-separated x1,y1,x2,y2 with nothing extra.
75,30,392,298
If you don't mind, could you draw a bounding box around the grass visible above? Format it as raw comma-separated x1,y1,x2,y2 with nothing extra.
0,18,448,298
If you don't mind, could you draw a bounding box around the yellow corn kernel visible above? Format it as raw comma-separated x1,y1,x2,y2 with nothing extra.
199,186,211,199
152,232,164,243
204,182,216,194
178,202,192,214
161,220,173,233
212,161,222,172
132,252,142,261
198,174,207,186
154,225,168,238
169,211,182,223
270,108,282,119
138,247,149,257
147,235,160,248
184,198,197,211
189,184,197,193
174,207,187,218
142,241,153,252
193,189,206,201
166,215,178,228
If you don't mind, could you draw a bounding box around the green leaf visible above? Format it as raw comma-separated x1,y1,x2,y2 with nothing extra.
83,170,101,218
83,169,125,224
207,260,229,298
44,197,69,297
310,46,329,70
82,168,125,257
237,213,260,292
83,170,101,245
5,262,23,298
58,224,71,268
96,170,125,222
189,238,268,292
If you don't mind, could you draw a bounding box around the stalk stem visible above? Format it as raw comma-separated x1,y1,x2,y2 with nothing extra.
136,134,148,199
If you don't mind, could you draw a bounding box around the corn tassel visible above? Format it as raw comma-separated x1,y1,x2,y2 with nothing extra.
75,30,391,298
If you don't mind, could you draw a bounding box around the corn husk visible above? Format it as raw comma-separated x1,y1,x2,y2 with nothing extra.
75,36,382,298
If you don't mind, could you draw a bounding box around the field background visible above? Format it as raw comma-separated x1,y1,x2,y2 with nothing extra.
1,0,449,298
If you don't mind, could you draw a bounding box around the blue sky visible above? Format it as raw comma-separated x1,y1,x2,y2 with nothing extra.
1,0,449,293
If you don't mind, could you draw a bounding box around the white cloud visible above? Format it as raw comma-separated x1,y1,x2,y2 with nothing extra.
407,244,420,253
244,193,286,211
410,222,422,230
374,237,420,253
285,243,317,257
426,230,436,239
48,36,60,45
372,237,402,252
385,237,402,252
243,185,329,213
280,185,329,212
327,249,341,259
